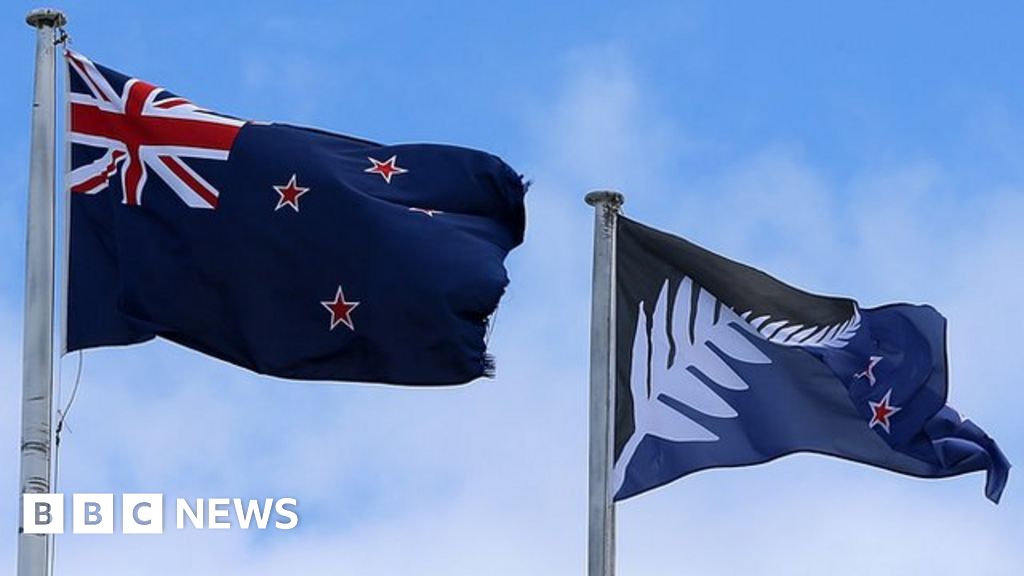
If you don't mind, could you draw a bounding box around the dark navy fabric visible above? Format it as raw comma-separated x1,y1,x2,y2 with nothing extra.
615,217,1009,502
67,58,526,386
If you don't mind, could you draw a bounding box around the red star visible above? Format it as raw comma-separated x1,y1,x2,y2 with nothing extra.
321,286,360,331
273,174,309,212
364,155,408,183
868,389,902,434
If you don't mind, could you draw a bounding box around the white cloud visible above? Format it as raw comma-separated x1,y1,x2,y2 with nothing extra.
529,44,682,194
618,462,1023,575
523,45,1024,576
2,36,1022,576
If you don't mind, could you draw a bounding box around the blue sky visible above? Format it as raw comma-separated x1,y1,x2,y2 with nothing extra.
2,1,1023,574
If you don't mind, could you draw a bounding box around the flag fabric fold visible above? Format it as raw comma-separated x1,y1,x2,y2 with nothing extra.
65,51,526,386
613,216,1009,503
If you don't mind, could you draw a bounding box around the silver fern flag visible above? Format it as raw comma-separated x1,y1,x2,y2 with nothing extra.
613,217,1010,503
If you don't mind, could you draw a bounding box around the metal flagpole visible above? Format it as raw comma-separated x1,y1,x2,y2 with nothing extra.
19,8,66,576
585,190,624,576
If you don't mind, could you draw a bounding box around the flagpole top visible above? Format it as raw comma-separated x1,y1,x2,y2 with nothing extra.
584,190,625,210
26,8,66,28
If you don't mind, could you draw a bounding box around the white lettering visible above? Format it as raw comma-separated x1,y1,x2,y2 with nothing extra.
176,498,204,529
274,498,299,530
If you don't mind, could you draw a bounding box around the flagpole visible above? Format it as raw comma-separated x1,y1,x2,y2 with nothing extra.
585,190,624,576
19,8,65,576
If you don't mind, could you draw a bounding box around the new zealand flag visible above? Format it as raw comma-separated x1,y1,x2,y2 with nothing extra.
65,51,526,385
614,217,1010,502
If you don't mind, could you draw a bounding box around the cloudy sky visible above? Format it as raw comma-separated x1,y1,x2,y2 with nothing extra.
2,1,1022,574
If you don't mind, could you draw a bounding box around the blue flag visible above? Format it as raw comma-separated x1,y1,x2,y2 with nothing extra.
64,51,526,385
614,217,1010,502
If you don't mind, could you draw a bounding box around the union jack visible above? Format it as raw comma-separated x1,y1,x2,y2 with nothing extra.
66,51,245,209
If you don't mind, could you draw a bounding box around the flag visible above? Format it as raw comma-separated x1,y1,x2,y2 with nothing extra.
613,216,1010,502
64,51,526,386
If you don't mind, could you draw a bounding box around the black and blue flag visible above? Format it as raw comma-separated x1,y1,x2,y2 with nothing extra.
614,217,1009,502
64,51,526,385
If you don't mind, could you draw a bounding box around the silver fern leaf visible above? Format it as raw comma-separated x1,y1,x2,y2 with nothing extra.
739,306,860,348
613,278,771,495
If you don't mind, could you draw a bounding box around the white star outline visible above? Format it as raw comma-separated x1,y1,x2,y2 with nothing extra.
409,207,443,217
854,355,884,386
868,389,902,434
364,155,408,183
320,286,360,331
273,173,309,212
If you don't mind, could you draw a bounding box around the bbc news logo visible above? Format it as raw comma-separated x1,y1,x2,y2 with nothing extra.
23,494,299,534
